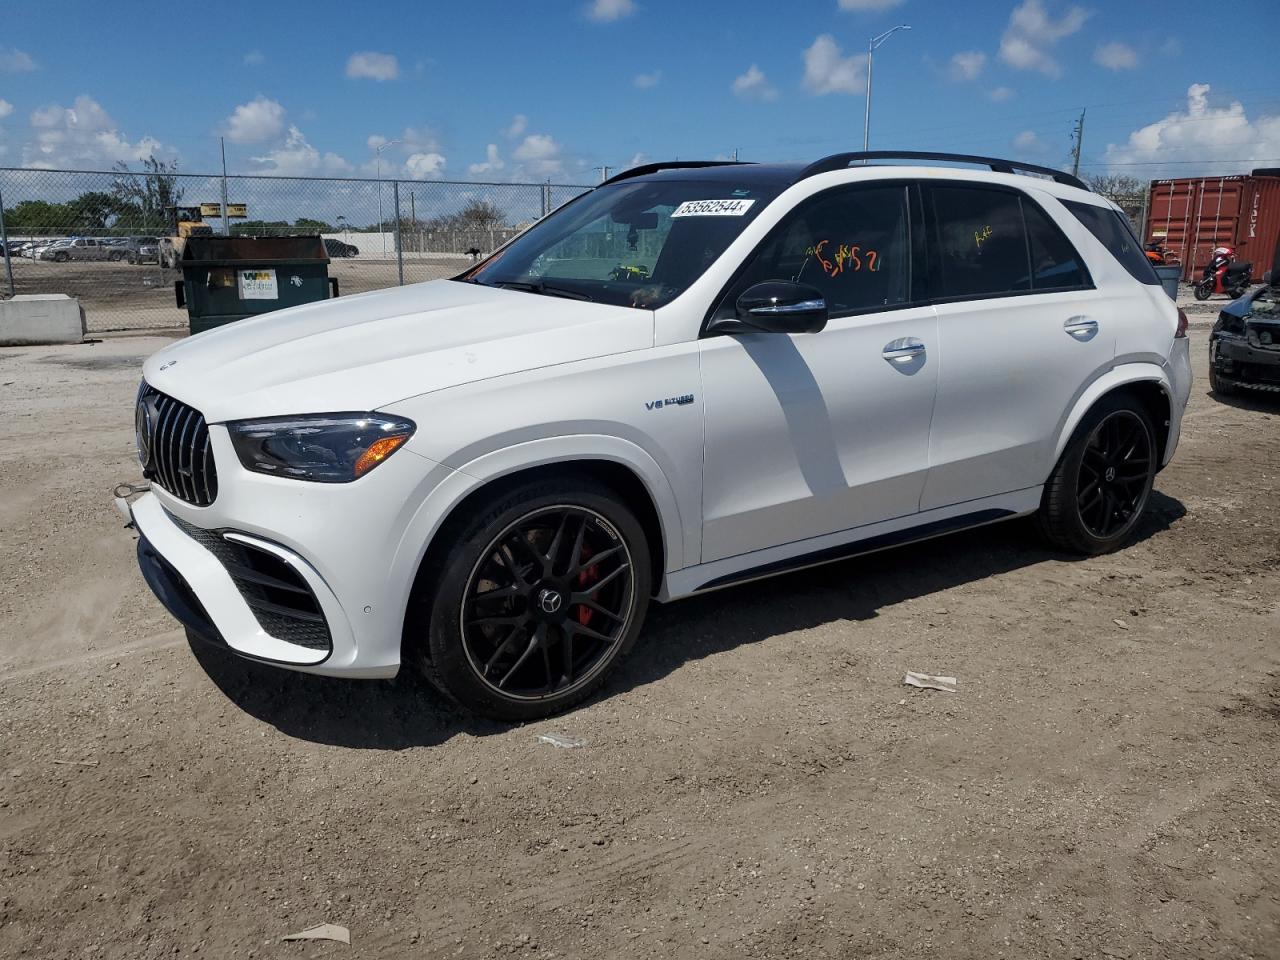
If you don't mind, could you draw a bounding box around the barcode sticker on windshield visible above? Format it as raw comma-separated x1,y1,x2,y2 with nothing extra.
671,199,756,218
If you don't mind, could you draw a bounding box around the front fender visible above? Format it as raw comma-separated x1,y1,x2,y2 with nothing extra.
388,435,689,641
1050,361,1175,468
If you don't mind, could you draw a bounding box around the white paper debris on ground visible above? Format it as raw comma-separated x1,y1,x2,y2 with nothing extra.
281,924,350,945
537,733,587,749
903,672,958,693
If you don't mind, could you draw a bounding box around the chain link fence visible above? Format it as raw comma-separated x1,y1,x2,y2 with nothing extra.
0,167,591,332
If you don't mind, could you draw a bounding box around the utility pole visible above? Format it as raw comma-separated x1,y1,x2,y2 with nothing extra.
731,148,739,162
864,24,911,153
595,165,612,183
219,137,231,236
375,138,403,259
1070,108,1086,179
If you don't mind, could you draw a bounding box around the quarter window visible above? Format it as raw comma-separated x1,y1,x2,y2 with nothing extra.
726,185,913,316
1062,199,1160,285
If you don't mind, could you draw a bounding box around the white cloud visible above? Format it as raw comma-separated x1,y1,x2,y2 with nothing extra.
0,99,12,120
405,152,447,179
837,0,904,9
627,152,649,169
948,50,986,82
512,133,565,179
802,34,867,96
345,51,399,81
468,143,505,178
0,48,36,73
1094,41,1137,71
999,0,1090,77
586,0,636,21
367,133,388,151
989,86,1016,102
732,64,779,102
224,96,285,144
243,50,265,66
21,95,165,169
505,114,528,139
633,70,662,89
1013,130,1041,150
1102,83,1280,176
250,125,353,176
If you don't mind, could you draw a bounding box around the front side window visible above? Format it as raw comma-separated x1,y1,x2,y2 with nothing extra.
461,178,782,309
722,185,913,317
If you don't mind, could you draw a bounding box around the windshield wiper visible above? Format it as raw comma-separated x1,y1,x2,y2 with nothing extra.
491,280,594,302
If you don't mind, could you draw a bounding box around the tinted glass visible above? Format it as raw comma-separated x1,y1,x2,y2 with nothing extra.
1023,201,1089,290
730,185,912,315
931,186,1030,298
462,178,782,310
1063,199,1159,285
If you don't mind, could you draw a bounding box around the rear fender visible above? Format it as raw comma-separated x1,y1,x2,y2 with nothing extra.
1051,362,1174,467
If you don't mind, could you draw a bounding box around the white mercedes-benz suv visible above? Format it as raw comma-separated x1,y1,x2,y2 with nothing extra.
124,152,1192,719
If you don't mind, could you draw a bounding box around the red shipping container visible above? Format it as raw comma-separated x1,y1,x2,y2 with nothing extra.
1145,170,1280,282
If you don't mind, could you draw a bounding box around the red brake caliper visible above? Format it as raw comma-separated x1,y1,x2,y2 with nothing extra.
575,543,598,625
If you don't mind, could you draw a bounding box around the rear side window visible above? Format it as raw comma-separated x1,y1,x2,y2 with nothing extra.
1062,199,1159,285
929,185,1091,299
1024,201,1088,290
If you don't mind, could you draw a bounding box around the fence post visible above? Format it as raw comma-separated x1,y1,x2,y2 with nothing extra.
0,179,13,298
393,179,405,286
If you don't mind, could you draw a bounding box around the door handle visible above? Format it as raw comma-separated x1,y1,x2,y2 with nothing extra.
882,337,926,364
1064,316,1099,342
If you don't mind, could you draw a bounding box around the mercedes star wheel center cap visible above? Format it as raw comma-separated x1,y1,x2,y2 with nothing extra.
537,588,563,615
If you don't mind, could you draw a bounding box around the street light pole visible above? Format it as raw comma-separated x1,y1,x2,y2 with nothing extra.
863,24,911,153
375,138,402,259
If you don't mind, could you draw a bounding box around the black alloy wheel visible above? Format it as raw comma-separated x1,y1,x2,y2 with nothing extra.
1075,410,1153,539
415,478,652,720
461,505,635,700
1194,279,1213,300
1038,394,1157,555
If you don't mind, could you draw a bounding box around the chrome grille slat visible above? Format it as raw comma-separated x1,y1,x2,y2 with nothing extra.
137,383,218,507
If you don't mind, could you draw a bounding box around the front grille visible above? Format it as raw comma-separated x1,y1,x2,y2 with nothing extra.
168,513,332,652
138,383,218,507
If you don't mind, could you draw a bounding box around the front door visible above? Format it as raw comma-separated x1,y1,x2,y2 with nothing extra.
699,183,939,563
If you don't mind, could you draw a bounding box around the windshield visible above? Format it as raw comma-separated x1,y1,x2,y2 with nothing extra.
459,178,782,309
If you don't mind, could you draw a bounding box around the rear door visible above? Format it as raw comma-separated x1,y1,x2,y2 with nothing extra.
920,183,1114,510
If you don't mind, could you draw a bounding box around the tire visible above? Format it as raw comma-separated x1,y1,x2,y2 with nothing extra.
1193,279,1213,300
411,477,652,721
109,251,124,262
1037,394,1157,555
53,252,68,263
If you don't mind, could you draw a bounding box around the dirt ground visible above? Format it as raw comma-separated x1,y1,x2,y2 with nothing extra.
1,321,1278,960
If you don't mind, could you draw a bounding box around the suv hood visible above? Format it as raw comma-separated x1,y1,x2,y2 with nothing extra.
142,280,653,422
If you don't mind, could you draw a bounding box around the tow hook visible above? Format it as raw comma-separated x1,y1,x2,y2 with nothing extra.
112,481,150,527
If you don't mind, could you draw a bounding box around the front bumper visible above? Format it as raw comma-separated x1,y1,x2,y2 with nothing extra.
127,422,459,677
1213,335,1280,391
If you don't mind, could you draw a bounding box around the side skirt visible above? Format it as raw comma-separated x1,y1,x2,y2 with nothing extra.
659,486,1042,601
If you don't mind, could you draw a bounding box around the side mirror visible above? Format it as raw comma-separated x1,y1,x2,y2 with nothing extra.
726,281,828,334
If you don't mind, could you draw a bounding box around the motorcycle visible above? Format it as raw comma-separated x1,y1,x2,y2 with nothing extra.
1194,245,1253,301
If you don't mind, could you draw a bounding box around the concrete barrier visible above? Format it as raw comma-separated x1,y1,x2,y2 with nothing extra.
0,294,86,346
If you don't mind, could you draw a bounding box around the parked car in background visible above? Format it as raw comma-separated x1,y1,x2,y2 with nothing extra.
35,239,75,261
22,239,62,259
323,238,359,258
122,236,161,265
40,237,112,262
126,151,1192,720
1210,246,1280,395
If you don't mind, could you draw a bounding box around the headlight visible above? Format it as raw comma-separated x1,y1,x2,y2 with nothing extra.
227,413,415,483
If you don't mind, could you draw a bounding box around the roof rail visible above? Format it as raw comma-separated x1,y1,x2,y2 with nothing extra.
797,151,1090,191
601,160,752,186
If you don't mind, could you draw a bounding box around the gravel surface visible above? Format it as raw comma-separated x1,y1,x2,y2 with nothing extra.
1,326,1278,959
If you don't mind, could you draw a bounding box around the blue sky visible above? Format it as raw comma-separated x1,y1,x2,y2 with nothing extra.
2,0,1278,184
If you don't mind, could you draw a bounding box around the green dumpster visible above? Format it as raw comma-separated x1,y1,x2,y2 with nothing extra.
174,235,338,334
